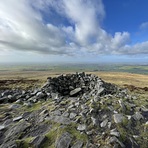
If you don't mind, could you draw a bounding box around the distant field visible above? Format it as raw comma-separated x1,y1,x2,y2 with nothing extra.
0,63,148,74
0,63,147,90
0,70,147,89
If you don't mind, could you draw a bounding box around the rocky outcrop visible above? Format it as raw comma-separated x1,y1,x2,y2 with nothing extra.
0,73,147,148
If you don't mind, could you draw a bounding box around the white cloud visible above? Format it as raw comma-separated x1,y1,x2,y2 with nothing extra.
140,22,148,29
0,0,147,61
111,32,130,49
0,0,66,55
62,0,105,45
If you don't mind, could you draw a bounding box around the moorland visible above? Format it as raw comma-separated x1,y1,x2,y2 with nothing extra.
0,63,147,148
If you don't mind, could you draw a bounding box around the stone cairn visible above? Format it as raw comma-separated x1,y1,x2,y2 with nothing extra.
43,72,117,97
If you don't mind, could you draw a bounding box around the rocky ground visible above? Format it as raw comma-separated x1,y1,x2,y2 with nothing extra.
0,72,147,148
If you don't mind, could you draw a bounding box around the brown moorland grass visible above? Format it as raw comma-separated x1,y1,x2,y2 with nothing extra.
0,71,147,89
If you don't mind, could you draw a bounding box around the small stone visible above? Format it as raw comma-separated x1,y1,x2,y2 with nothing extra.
102,115,107,119
70,88,82,96
97,87,105,95
69,113,77,119
68,104,74,109
53,110,62,116
107,136,125,148
56,132,72,148
93,96,100,102
9,104,21,109
118,99,126,112
24,102,32,107
110,129,120,137
108,122,112,129
86,130,93,135
50,116,71,125
0,125,5,131
113,114,124,123
133,135,139,138
13,116,23,122
77,124,86,131
31,135,47,148
100,119,108,127
39,109,48,116
36,92,45,98
8,95,12,99
91,117,98,125
63,112,69,117
15,99,22,103
132,96,137,100
132,112,144,121
75,102,80,107
108,106,114,111
126,115,132,120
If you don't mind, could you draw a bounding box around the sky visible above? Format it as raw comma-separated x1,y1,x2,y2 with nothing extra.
0,0,148,64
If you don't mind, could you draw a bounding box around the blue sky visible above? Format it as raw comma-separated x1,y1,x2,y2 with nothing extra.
0,0,148,63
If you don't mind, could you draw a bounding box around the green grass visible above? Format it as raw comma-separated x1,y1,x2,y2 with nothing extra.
0,63,148,74
42,122,88,148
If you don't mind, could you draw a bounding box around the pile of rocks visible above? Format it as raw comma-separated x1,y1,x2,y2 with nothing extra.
0,73,117,105
0,73,147,148
43,72,117,96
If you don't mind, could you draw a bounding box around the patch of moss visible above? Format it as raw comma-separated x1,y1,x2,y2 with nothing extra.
41,121,61,147
42,122,88,148
16,137,34,148
117,125,128,142
122,117,129,127
63,123,88,143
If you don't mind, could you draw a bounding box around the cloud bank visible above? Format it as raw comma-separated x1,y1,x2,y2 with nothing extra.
0,0,148,56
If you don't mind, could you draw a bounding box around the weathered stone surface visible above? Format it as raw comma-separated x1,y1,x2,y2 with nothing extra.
107,136,125,148
77,124,86,131
132,112,144,121
71,140,83,148
110,129,120,137
69,112,77,119
0,125,5,131
91,117,98,125
70,88,82,96
100,119,108,127
13,116,23,122
113,114,124,123
56,132,72,148
31,135,47,148
9,104,21,109
49,116,71,125
118,99,126,112
0,140,17,148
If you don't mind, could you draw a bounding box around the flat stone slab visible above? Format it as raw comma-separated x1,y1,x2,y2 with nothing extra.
13,116,23,122
100,119,108,127
70,88,82,96
49,116,71,125
56,132,72,148
113,114,124,123
31,135,47,148
0,125,5,131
